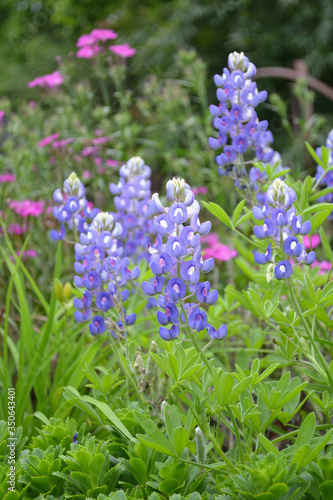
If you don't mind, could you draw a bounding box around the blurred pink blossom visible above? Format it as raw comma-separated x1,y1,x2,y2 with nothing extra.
81,146,99,157
52,137,75,149
38,133,60,149
109,44,136,58
92,136,110,145
192,186,208,196
105,159,121,167
28,71,64,89
76,45,102,59
10,200,44,217
94,157,103,165
29,100,36,108
0,173,16,183
10,250,37,262
201,232,220,245
0,110,5,122
83,170,91,179
312,260,332,275
303,234,321,249
7,223,27,235
203,243,237,261
98,167,105,174
91,29,118,41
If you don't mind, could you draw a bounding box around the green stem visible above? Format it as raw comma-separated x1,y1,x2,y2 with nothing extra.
227,404,245,464
289,281,333,391
107,332,145,407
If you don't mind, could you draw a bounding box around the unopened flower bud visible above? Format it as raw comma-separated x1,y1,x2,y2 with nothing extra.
54,279,64,302
92,212,115,232
63,282,72,301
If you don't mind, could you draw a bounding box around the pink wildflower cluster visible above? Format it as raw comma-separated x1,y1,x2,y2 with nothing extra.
76,28,136,59
9,200,45,217
10,250,37,263
201,233,237,261
76,29,118,59
0,173,16,183
109,43,136,58
28,71,64,89
0,110,5,122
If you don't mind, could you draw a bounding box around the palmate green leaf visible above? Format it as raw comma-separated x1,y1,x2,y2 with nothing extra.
215,372,234,407
136,434,176,457
225,376,252,405
81,396,134,442
201,200,233,229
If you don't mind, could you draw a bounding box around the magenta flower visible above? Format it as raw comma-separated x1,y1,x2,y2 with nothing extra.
92,136,110,145
109,43,136,58
106,159,121,168
38,133,60,149
28,71,64,89
81,146,99,157
76,45,102,59
10,200,45,217
76,33,98,47
0,173,16,183
203,243,237,261
52,137,75,149
90,29,118,41
200,232,220,246
192,186,208,196
0,110,5,123
303,234,321,249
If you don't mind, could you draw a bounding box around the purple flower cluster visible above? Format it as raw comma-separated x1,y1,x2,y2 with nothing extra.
209,51,280,190
253,179,315,280
315,130,333,218
110,157,153,261
142,178,227,341
73,212,140,335
50,172,98,241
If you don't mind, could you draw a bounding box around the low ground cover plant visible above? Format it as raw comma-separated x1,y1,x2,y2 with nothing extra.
0,34,333,500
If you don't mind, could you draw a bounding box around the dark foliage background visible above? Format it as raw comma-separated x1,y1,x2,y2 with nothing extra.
1,0,333,105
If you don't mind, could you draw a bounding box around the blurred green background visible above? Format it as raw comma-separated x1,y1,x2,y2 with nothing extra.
1,0,333,103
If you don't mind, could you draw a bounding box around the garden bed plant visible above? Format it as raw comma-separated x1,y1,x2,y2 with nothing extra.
0,30,333,500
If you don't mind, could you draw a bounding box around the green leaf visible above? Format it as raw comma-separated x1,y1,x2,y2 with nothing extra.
233,199,246,227
164,404,181,439
305,141,323,167
216,372,234,406
225,376,252,405
258,434,279,455
202,201,233,229
136,434,176,457
171,427,189,457
150,352,175,379
295,413,316,451
134,411,176,456
319,227,333,262
81,396,134,441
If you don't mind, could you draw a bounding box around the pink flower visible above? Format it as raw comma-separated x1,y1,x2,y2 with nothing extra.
105,159,121,167
312,260,332,275
94,129,106,136
98,167,105,174
38,133,60,149
203,243,237,261
92,136,110,145
28,71,64,89
10,250,38,262
76,45,102,59
82,170,91,179
0,110,5,122
90,29,118,41
94,157,103,166
52,137,75,149
29,100,36,108
201,232,220,246
303,234,321,249
77,33,98,47
81,146,99,157
7,223,27,235
10,200,45,217
0,173,16,183
192,186,208,196
109,43,136,58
